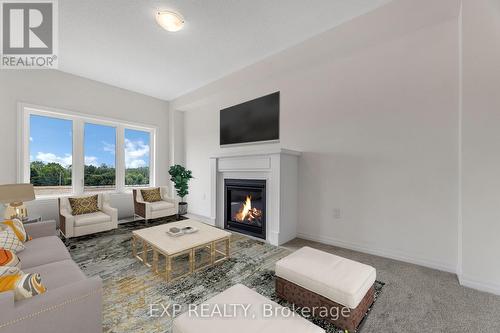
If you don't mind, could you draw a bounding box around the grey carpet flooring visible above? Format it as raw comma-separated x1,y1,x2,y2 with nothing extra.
283,239,500,332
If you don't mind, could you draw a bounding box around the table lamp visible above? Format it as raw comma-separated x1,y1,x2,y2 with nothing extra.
0,184,35,220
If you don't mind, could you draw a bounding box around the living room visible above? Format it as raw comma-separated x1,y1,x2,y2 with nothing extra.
1,0,500,332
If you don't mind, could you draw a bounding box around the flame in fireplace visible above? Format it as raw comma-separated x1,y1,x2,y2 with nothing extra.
235,195,262,222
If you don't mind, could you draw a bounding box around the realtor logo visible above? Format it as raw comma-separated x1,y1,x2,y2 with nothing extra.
1,0,58,68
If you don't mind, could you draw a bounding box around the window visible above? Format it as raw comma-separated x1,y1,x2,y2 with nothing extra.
29,115,73,196
125,129,150,187
20,105,156,197
84,123,116,192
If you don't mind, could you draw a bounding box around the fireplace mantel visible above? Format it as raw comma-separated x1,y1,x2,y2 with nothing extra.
209,148,301,159
209,148,301,246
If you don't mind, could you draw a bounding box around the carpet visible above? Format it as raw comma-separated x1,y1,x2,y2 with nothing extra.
65,217,384,333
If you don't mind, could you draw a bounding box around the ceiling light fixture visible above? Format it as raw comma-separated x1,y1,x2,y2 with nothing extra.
156,10,184,32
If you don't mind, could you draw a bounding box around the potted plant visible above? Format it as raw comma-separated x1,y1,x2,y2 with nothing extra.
168,164,193,215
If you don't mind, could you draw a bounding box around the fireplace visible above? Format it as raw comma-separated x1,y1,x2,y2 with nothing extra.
224,179,266,239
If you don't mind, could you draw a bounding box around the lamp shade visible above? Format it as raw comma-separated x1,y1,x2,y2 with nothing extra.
0,184,35,204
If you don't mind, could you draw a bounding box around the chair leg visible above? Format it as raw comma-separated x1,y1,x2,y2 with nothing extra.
58,229,67,240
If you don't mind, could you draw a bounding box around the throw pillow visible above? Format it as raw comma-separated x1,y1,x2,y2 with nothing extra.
1,219,31,242
68,195,99,215
0,249,20,268
0,266,46,301
0,229,25,253
141,188,162,202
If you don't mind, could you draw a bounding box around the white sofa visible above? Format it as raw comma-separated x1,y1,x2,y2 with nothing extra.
58,193,118,238
132,186,178,221
0,221,103,333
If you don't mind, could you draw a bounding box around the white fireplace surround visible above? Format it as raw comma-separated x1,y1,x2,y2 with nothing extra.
209,148,301,246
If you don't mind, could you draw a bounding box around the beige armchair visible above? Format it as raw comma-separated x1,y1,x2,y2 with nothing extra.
133,186,178,221
58,193,118,238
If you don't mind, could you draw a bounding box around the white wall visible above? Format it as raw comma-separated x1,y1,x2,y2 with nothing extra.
460,0,500,294
0,70,170,220
169,110,185,166
171,0,461,272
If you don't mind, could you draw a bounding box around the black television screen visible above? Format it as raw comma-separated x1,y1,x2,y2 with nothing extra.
220,92,279,146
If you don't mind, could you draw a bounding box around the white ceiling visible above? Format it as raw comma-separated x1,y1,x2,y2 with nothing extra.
59,0,392,101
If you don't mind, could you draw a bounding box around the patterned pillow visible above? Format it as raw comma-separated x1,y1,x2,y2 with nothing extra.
0,229,25,253
68,195,100,215
0,266,46,301
141,188,162,202
1,219,31,242
0,249,20,268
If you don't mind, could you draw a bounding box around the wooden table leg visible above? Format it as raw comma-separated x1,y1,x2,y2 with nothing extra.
166,255,172,282
142,240,148,264
210,241,216,265
225,237,230,259
152,249,158,273
132,235,137,258
189,249,195,273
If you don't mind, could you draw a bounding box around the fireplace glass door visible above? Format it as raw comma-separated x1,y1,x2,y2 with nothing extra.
224,179,266,239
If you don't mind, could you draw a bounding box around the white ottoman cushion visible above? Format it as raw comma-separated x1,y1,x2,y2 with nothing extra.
173,284,324,333
275,246,376,309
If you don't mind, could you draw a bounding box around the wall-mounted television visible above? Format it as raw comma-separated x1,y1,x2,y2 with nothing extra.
220,92,280,146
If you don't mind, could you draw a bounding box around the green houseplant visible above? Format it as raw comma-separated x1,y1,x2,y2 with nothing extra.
168,164,193,215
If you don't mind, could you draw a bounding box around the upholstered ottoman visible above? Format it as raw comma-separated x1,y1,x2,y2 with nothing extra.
275,246,376,332
173,284,324,333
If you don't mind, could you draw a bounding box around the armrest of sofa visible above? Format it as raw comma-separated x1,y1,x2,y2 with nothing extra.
162,196,179,207
160,186,179,206
60,208,75,238
135,198,147,205
24,220,57,238
0,277,102,332
101,203,118,226
133,189,147,218
137,200,152,214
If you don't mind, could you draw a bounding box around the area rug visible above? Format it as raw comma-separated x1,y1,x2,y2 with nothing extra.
65,217,384,333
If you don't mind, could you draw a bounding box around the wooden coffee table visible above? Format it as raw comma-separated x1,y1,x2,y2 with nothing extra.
131,219,231,282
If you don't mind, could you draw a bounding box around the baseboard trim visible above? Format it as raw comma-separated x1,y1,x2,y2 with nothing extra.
459,275,500,296
184,213,215,225
296,232,457,274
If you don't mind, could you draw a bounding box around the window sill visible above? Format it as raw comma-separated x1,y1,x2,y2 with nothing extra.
33,187,155,201
34,191,128,201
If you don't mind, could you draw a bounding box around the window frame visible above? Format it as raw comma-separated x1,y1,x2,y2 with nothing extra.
83,121,118,192
124,128,154,189
18,103,157,198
